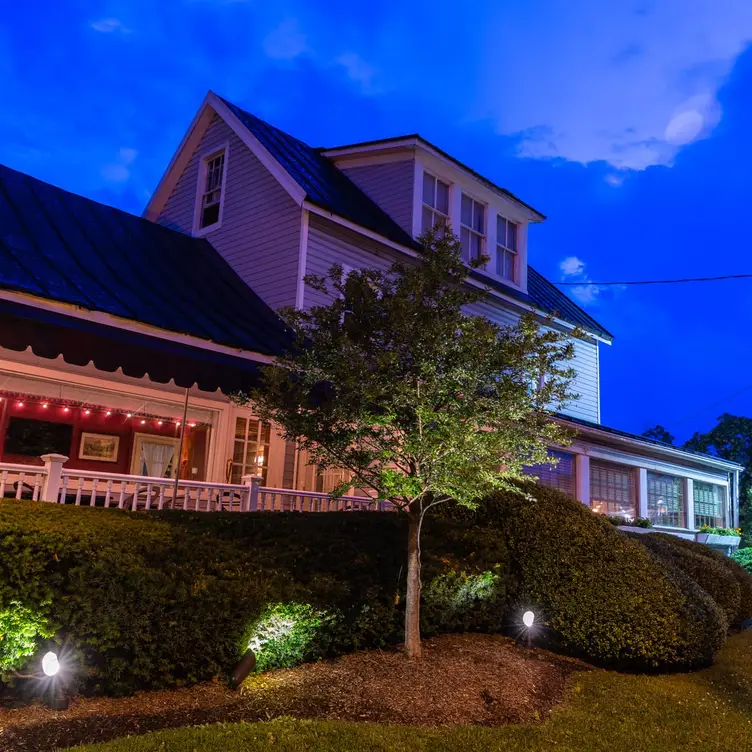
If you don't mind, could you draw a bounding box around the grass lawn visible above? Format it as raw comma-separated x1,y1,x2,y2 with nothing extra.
70,629,752,752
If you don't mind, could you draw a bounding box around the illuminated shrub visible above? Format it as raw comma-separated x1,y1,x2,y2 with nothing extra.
0,603,54,675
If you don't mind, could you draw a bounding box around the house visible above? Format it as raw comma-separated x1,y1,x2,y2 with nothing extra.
0,91,741,545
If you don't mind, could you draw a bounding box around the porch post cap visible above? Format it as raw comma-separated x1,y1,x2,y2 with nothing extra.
241,474,264,482
40,453,69,463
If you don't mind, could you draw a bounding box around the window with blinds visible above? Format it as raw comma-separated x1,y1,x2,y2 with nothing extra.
693,481,726,529
522,450,575,497
590,461,636,517
647,471,685,528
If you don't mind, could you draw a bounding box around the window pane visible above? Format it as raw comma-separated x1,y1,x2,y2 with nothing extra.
436,180,449,214
647,472,685,528
422,172,435,207
460,227,471,260
522,450,575,497
497,215,506,244
234,417,247,439
508,221,518,251
461,194,473,226
471,233,482,261
474,202,485,234
694,481,726,528
422,206,434,234
590,461,635,518
503,250,515,281
232,441,245,464
245,442,259,467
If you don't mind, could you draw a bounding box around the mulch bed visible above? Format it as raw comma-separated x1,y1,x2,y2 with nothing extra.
0,634,589,751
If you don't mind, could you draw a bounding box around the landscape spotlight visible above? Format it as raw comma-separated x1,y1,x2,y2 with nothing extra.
41,650,68,710
522,610,535,628
41,651,60,677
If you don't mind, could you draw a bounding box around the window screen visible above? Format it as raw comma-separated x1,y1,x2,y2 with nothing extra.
590,460,636,517
648,471,685,528
523,450,575,497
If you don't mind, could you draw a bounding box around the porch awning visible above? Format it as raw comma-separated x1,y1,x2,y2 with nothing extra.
0,298,266,394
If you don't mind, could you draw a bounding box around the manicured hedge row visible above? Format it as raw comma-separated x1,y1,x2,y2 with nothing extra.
0,500,507,695
442,483,729,670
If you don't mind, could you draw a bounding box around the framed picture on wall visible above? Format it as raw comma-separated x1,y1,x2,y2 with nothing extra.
79,433,120,463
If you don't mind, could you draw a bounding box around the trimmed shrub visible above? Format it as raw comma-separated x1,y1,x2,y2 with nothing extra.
732,547,752,574
0,500,508,696
442,482,727,670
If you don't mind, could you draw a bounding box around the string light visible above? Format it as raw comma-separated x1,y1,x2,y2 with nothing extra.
0,393,206,429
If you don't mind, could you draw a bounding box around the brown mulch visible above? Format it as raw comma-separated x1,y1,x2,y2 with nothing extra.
0,634,590,751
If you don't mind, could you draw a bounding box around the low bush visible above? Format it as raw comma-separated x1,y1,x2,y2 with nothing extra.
0,500,508,696
442,482,727,670
699,525,742,537
732,547,752,574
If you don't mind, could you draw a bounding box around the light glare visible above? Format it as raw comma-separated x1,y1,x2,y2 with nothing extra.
523,610,535,628
41,651,60,677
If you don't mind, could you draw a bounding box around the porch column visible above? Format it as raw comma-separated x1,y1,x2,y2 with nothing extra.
637,468,649,519
40,453,68,503
242,474,264,512
684,478,695,530
575,454,590,507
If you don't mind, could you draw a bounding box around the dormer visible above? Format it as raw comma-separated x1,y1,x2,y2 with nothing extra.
321,137,545,295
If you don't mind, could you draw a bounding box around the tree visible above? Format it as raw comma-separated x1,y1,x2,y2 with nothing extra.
642,425,676,444
684,413,752,540
244,230,577,658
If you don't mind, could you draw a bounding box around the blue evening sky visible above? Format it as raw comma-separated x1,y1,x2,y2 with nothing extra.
1,1,751,442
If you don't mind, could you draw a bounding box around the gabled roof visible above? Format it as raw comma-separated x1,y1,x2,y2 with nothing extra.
218,96,417,249
0,162,290,357
320,134,546,221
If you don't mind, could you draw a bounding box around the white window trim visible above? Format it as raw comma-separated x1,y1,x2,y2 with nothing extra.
421,171,451,235
496,214,519,284
193,142,230,237
459,191,487,264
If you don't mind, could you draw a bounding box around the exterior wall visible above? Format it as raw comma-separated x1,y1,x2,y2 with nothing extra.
157,113,301,311
341,159,415,236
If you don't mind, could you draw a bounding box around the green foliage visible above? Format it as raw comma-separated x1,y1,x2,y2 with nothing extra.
698,525,742,536
0,602,54,674
442,482,728,669
243,230,577,511
732,547,752,574
604,514,652,528
0,500,508,695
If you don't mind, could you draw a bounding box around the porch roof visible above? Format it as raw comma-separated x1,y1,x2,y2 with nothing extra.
0,162,291,357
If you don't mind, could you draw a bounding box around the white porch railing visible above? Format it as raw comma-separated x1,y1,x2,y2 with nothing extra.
0,455,387,513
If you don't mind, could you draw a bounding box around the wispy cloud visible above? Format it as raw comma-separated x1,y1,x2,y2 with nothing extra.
560,256,585,277
336,52,377,93
101,147,138,183
559,256,606,307
263,18,307,61
90,18,130,34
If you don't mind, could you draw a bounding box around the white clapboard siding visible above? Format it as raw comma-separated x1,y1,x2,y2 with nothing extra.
157,114,301,311
341,160,415,235
307,215,601,423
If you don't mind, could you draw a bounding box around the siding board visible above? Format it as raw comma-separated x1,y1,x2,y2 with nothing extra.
341,160,415,235
157,114,301,311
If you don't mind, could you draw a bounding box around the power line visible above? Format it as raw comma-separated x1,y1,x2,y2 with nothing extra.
555,273,752,286
672,384,752,427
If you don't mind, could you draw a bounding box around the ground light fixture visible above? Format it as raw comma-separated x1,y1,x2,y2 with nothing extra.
40,650,69,710
522,611,535,628
519,610,536,649
229,648,257,690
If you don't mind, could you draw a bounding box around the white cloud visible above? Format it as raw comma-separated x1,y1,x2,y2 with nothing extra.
336,52,377,92
263,18,307,61
569,284,602,306
560,256,585,277
90,18,130,34
480,0,752,169
101,147,138,183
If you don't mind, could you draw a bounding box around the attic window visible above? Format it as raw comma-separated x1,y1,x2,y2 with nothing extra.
496,215,518,283
421,172,450,235
460,194,486,263
198,151,226,230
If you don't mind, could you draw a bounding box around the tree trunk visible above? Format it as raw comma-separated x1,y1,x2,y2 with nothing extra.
404,510,422,659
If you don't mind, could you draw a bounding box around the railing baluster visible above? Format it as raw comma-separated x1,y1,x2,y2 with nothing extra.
0,470,6,499
32,473,41,501
145,483,153,510
104,480,113,508
59,475,68,504
90,478,99,506
158,484,166,511
118,481,126,509
74,477,84,505
15,472,25,500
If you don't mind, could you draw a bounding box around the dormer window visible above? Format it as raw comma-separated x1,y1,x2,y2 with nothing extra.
197,150,226,231
460,194,486,263
422,172,450,235
496,215,518,282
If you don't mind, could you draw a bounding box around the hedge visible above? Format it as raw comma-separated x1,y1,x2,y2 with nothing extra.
442,482,728,670
0,500,508,695
731,547,752,575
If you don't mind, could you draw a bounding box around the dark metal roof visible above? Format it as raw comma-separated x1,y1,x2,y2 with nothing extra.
0,162,290,356
558,413,744,468
320,133,546,220
219,97,417,249
469,268,614,341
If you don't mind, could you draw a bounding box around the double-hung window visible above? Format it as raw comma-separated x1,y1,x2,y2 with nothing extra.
522,450,575,497
647,471,685,528
198,151,226,230
693,481,727,529
496,215,519,282
460,194,486,262
422,172,450,235
590,460,636,518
